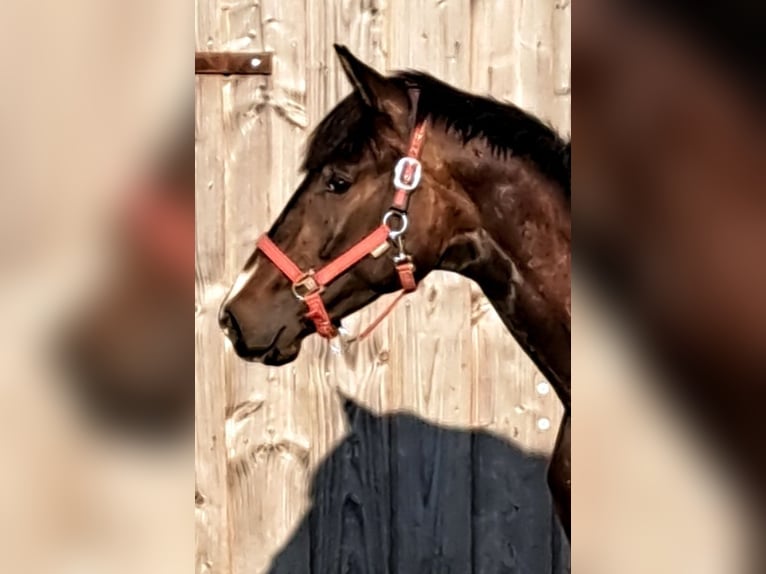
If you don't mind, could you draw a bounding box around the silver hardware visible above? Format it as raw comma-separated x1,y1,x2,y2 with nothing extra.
371,241,391,258
291,271,322,301
393,251,412,264
393,157,422,190
382,210,409,240
390,236,408,263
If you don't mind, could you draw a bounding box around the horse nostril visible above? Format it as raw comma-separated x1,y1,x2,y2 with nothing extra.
218,306,241,340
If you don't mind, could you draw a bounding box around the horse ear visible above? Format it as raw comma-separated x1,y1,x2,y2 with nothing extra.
334,44,408,124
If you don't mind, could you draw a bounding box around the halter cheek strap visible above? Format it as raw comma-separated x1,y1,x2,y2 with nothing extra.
256,119,427,339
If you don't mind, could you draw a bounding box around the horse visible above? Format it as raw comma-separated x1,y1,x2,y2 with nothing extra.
219,45,571,538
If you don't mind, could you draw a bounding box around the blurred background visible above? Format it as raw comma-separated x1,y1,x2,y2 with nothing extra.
0,0,192,572
574,0,765,571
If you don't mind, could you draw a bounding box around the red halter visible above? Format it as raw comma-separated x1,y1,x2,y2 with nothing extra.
256,120,427,339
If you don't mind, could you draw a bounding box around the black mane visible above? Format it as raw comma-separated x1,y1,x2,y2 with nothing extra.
303,69,571,197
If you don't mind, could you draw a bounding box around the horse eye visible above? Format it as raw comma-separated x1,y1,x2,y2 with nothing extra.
326,174,351,194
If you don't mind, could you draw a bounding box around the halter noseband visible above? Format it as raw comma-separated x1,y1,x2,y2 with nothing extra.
256,118,428,339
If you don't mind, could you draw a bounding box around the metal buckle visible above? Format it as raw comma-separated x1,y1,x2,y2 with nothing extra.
291,270,323,300
382,210,409,240
391,235,411,264
393,252,412,265
393,157,422,191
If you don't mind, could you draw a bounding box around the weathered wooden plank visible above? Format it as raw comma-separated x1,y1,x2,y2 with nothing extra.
307,399,393,573
221,81,312,574
220,3,317,572
471,431,565,573
516,0,556,122
386,0,471,85
387,190,462,552
552,0,571,134
390,410,473,573
469,0,522,99
195,5,232,574
195,51,273,75
215,7,284,572
220,73,286,574
195,0,222,51
195,76,231,574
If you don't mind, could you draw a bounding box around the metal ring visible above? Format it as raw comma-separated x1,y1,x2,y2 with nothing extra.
382,210,409,239
291,271,322,301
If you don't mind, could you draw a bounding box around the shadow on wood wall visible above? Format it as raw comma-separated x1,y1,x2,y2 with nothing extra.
267,398,569,574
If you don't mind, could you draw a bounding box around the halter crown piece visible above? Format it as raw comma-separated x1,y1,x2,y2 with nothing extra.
255,104,427,341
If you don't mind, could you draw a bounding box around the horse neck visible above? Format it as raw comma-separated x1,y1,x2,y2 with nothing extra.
437,144,571,405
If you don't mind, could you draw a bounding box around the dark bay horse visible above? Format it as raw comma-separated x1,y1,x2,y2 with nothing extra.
220,45,571,537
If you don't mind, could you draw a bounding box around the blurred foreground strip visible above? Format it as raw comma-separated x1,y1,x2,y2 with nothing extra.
573,275,756,573
0,0,192,571
575,0,766,571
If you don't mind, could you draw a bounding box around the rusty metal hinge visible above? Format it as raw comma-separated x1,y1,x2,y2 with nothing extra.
195,52,273,76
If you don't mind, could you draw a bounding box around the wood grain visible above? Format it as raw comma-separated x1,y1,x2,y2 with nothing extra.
195,76,230,574
195,1,571,572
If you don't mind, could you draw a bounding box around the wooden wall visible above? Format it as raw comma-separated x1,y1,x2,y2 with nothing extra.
195,1,570,572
